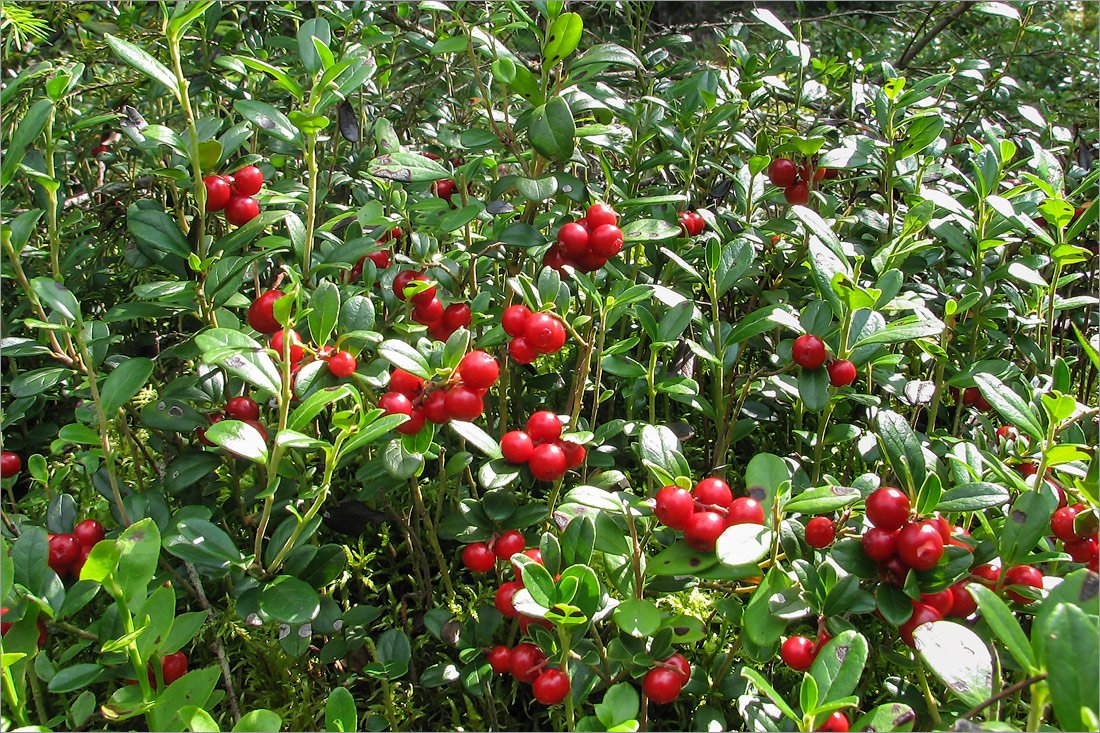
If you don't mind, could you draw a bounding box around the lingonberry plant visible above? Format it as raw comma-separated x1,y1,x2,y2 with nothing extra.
1,2,1097,732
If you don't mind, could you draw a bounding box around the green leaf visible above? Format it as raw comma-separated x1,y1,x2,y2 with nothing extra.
195,328,281,395
449,421,502,459
179,705,220,733
517,556,557,608
164,519,247,571
128,206,192,259
784,485,861,515
1,99,52,190
798,366,831,412
620,218,681,243
105,34,179,97
595,683,640,728
47,663,105,693
231,710,282,733
998,490,1057,566
612,599,661,637
115,518,161,606
875,410,926,496
297,17,331,75
973,373,1043,441
570,43,643,70
913,621,992,708
969,584,1036,672
744,567,790,647
367,152,450,183
205,419,269,464
233,99,302,146
528,96,575,160
1044,603,1099,733
727,304,802,344
936,482,1010,511
543,12,583,65
99,357,154,412
809,630,867,705
325,686,358,732
647,541,718,576
375,629,411,680
849,314,945,348
30,276,80,321
259,575,320,624
850,703,916,732
377,339,431,379
741,667,799,722
715,524,773,567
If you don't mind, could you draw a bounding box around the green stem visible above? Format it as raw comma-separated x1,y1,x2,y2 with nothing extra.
74,326,130,525
1,666,29,727
302,133,319,282
365,637,400,731
1025,682,1047,732
556,624,575,732
916,664,942,730
811,399,837,484
43,109,62,281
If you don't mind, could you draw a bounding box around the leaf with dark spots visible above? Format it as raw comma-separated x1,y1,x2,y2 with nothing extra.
485,200,515,215
689,557,701,567
255,115,275,130
338,100,360,142
673,626,689,636
748,486,766,501
1081,572,1098,602
1011,509,1027,523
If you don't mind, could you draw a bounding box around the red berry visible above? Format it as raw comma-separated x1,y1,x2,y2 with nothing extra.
242,419,268,443
768,158,798,187
1004,565,1043,604
378,391,413,417
684,511,726,552
586,204,618,229
458,351,500,390
366,249,391,269
533,668,570,705
225,196,260,226
589,224,624,258
862,527,898,562
972,563,1002,587
689,212,705,235
576,249,608,272
997,425,1018,440
48,534,81,574
784,182,810,206
920,590,954,618
389,369,424,399
225,396,260,421
655,486,696,531
248,290,284,334
560,440,585,469
542,245,569,272
443,303,472,332
72,544,93,576
792,334,827,369
781,635,817,671
678,212,695,236
327,350,357,378
0,607,10,635
502,305,531,337
203,175,232,212
948,582,977,617
964,387,992,411
445,386,484,422
495,581,524,618
1051,504,1085,542
413,297,444,325
642,667,684,704
899,602,942,647
865,488,911,530
816,712,849,732
487,645,511,674
878,555,909,587
664,653,691,683
1066,537,1099,564
73,519,106,549
526,411,562,443
501,431,535,464
393,270,419,300
232,165,263,196
269,329,304,365
827,359,857,387
529,443,567,481
508,642,546,683
557,222,590,258
161,652,188,686
433,179,457,201
508,336,539,364
726,497,765,526
524,313,567,354
494,530,526,560
462,543,496,573
0,452,21,479
692,478,732,509
897,521,945,570
422,391,449,424
408,276,437,306
805,517,836,548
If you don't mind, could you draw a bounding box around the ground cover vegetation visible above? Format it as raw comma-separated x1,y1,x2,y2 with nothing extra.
1,1,1098,731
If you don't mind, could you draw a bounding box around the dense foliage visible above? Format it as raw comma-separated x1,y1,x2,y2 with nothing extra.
1,2,1098,732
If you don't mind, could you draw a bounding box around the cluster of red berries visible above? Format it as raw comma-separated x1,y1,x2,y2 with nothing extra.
486,643,570,704
543,204,623,274
654,478,765,552
47,519,106,579
1,451,21,479
500,411,586,482
791,334,857,388
768,157,836,206
432,178,460,203
378,350,500,434
203,164,263,226
1,607,47,647
196,395,268,448
860,487,989,644
502,305,566,364
641,653,691,704
1051,503,1099,571
461,529,532,573
393,270,472,342
348,227,400,282
248,290,358,378
678,211,706,237
956,386,993,411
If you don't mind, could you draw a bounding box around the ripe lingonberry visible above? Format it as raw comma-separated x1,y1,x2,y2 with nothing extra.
1051,504,1086,542
225,396,260,422
557,223,590,258
389,369,424,398
948,582,977,617
502,305,531,337
781,635,817,671
792,334,827,369
692,478,732,509
161,652,188,686
413,297,443,325
861,527,898,561
828,359,857,387
896,521,945,570
642,667,684,704
532,668,570,704
684,511,726,552
494,530,526,560
524,313,567,354
378,392,413,417
443,303,472,332
865,488,911,530
445,386,484,421
225,196,260,226
270,329,304,365
462,543,496,573
589,225,624,258
487,645,511,674
422,391,450,423
1,452,22,478
726,497,765,526
768,158,798,187
508,642,547,683
501,431,535,464
495,581,524,618
586,203,618,229
458,350,500,390
508,336,539,364
73,519,106,549
48,534,81,574
655,486,696,530
920,590,954,617
560,440,585,468
529,443,567,481
248,290,284,334
232,165,263,196
784,182,810,205
327,350,357,378
899,602,942,647
526,411,562,443
203,175,232,212
1003,565,1043,604
664,653,691,683
805,517,836,548
816,712,849,732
